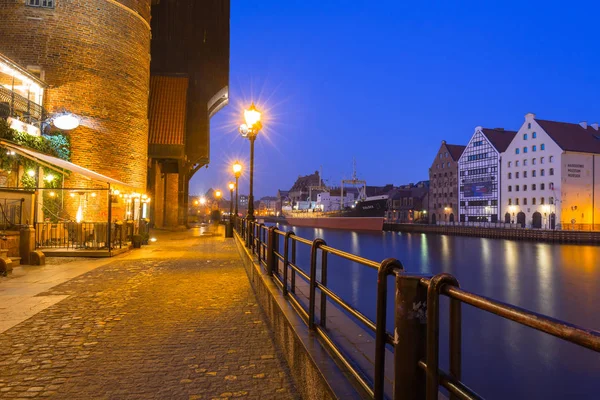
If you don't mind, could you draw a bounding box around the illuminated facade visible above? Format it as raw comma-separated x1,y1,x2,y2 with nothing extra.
428,141,465,223
458,127,516,222
501,113,600,229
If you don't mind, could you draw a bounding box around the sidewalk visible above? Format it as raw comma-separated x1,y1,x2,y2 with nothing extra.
0,226,299,399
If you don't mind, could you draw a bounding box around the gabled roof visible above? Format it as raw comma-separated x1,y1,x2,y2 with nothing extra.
149,75,189,145
481,128,517,152
536,119,600,154
446,144,466,161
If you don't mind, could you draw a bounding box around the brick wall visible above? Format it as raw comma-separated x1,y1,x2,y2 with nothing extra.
0,0,151,220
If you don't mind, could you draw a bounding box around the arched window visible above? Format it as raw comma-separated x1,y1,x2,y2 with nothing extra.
516,148,520,154
508,198,512,205
515,198,519,205
523,198,528,205
541,144,545,150
523,133,528,140
532,198,537,205
549,156,554,163
549,168,554,176
541,197,545,204
541,157,545,164
532,145,537,152
532,158,536,165
532,132,537,138
523,147,528,153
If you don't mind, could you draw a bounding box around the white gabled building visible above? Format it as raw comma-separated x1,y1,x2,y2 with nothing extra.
500,113,600,229
458,127,516,222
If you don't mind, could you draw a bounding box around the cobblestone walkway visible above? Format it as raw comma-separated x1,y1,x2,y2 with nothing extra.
0,229,299,399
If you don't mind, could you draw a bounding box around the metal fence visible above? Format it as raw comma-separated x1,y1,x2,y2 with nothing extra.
236,218,600,400
35,222,127,250
0,85,44,124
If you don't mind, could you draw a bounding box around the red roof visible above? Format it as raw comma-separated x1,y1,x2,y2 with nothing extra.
149,75,189,145
536,119,600,154
446,144,466,161
481,128,517,152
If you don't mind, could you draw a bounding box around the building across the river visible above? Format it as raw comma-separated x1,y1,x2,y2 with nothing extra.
458,127,516,222
501,113,600,229
428,141,465,223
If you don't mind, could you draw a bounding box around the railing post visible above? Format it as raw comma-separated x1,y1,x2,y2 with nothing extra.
374,258,404,400
283,231,294,296
291,238,297,294
425,273,460,400
308,238,325,330
394,273,429,400
266,226,276,276
320,247,328,328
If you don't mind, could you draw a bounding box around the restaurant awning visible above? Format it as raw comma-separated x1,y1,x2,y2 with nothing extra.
0,140,134,189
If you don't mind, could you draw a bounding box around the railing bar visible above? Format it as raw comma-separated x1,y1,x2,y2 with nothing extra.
315,325,375,399
290,235,313,245
320,244,380,269
443,286,600,351
288,263,310,281
417,361,483,400
274,251,284,261
288,293,309,322
317,284,377,333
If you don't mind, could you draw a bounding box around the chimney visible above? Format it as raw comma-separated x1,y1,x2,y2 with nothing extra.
591,123,599,131
580,121,588,129
525,112,536,121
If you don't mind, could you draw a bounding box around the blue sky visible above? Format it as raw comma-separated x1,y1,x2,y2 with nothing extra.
190,0,600,199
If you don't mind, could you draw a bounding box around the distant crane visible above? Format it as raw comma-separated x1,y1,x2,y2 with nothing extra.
341,158,366,210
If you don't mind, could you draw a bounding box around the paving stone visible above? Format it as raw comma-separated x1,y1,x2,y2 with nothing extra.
0,230,299,399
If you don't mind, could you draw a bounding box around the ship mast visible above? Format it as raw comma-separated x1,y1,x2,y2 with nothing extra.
341,158,367,210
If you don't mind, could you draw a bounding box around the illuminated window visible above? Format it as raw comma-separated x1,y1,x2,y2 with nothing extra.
27,0,54,8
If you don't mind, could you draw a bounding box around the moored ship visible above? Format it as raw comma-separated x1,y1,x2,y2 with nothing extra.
281,164,388,231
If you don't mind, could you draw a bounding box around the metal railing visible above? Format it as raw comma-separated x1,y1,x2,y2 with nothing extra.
235,218,600,400
35,222,126,250
0,86,44,124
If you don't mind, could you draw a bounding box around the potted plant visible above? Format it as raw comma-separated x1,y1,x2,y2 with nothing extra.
132,234,143,249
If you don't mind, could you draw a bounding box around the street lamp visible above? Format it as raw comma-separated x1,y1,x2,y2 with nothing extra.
239,103,262,221
214,189,222,210
232,161,242,222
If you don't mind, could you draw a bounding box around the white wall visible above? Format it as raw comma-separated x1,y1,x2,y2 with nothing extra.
500,113,563,227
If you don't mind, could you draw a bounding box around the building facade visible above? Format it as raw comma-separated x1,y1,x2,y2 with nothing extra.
388,181,429,223
458,127,516,222
501,113,600,229
428,141,465,223
0,0,152,205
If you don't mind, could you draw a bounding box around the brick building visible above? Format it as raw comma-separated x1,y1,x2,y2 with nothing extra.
0,0,152,220
428,141,465,224
148,0,230,228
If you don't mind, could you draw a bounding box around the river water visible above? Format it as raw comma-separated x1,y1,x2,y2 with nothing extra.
271,222,600,399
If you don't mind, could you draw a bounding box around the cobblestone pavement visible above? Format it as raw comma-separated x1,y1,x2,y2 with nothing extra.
0,229,299,399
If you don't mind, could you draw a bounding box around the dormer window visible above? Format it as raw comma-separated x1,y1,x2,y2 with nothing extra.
27,0,54,8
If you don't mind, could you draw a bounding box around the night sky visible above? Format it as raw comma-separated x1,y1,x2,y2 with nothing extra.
190,0,600,199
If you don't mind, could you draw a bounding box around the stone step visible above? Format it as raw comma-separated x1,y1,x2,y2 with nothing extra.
9,257,21,266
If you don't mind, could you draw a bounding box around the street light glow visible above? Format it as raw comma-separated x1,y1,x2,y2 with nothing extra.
243,102,261,127
199,197,206,205
232,161,242,176
215,190,222,198
228,182,235,191
53,113,80,130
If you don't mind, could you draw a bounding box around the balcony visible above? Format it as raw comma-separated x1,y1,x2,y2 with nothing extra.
0,53,46,126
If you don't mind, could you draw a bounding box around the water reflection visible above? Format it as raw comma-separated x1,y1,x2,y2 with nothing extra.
278,223,600,400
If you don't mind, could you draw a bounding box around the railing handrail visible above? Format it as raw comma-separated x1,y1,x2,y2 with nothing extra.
236,218,600,400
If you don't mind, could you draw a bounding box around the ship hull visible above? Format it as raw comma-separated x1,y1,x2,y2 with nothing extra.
283,216,384,231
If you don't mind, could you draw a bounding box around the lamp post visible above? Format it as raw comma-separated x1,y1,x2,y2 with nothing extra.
214,190,222,210
232,161,242,223
239,103,262,221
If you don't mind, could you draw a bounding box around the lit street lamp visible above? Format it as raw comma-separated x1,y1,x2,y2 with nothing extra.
232,161,242,223
239,103,262,221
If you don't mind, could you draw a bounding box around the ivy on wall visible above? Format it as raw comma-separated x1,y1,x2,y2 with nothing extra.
0,118,71,189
